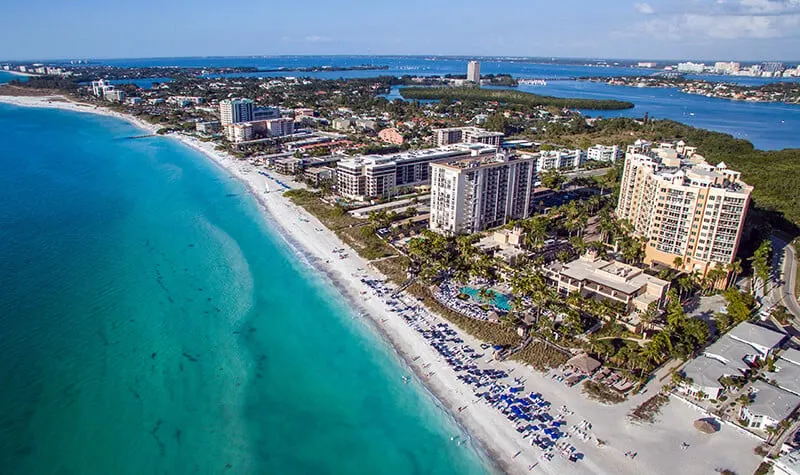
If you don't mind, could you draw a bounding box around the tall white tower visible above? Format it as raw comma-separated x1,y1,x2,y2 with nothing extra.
467,61,481,83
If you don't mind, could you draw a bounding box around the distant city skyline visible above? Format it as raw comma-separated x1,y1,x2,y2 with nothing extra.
2,0,799,61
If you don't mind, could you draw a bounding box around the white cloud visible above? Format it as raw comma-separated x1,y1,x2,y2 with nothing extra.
304,35,332,43
733,0,800,14
621,0,800,40
634,2,656,14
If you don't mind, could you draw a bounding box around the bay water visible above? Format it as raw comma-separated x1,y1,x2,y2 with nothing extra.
0,103,492,475
4,56,799,150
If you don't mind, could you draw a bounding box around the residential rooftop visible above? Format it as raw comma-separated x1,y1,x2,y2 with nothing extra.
628,151,752,194
729,322,786,351
773,357,800,397
682,321,786,393
748,380,800,422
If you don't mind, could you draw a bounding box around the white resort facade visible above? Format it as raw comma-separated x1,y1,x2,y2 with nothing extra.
429,151,538,235
520,149,585,171
336,144,497,201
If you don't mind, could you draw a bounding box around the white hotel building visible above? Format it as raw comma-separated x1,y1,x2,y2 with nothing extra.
429,152,538,235
467,61,481,83
336,144,496,201
224,118,295,143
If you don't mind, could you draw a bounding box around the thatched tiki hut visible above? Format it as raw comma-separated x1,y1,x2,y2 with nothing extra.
693,418,719,434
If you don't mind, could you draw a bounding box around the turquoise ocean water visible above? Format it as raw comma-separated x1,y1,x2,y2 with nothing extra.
0,104,493,475
0,71,28,83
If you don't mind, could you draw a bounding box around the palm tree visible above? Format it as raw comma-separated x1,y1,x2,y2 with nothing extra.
598,211,617,244
621,237,644,264
707,264,727,293
641,340,663,364
639,301,660,334
565,291,584,312
477,287,495,306
726,259,742,289
737,393,751,407
587,240,606,255
674,274,692,301
586,195,602,214
522,216,548,250
749,240,772,294
673,256,684,270
627,349,649,377
570,235,587,255
592,339,615,360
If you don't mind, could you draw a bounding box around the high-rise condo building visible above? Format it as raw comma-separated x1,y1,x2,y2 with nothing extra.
434,126,503,147
616,143,752,277
429,153,538,235
467,61,481,83
336,144,496,201
219,98,254,126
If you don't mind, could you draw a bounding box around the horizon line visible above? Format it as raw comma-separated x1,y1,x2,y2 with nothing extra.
3,54,800,65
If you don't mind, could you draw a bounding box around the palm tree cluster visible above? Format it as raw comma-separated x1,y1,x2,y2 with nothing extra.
749,240,773,294
406,230,498,285
591,290,710,375
596,212,645,265
714,288,756,332
641,290,710,363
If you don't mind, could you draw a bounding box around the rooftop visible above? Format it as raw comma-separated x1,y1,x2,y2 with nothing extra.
341,143,498,169
728,322,786,351
748,381,800,422
775,448,800,475
433,150,530,170
434,126,504,137
773,358,800,397
558,255,669,296
566,354,602,374
627,151,752,194
683,321,786,392
682,352,740,390
782,348,800,366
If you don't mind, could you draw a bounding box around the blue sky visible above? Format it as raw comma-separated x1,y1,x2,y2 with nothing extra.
2,0,799,61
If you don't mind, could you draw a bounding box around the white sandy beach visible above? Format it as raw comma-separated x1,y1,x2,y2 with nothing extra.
0,93,767,475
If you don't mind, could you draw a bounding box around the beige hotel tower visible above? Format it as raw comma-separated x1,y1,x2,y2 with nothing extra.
616,141,752,277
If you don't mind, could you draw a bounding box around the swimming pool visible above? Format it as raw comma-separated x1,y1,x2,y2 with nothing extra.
460,286,512,311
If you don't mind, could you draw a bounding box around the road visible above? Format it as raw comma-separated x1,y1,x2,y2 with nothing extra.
760,235,800,323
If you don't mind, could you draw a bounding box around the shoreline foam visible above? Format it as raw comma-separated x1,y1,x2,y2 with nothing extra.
0,93,767,475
